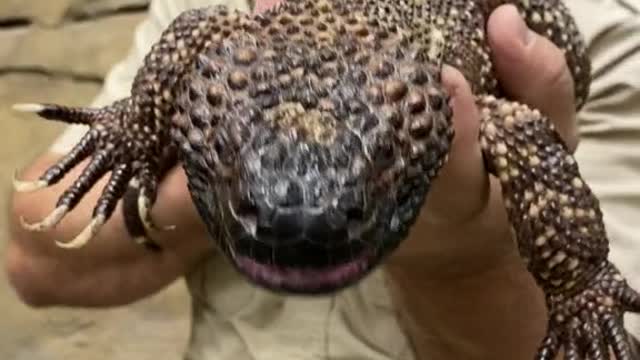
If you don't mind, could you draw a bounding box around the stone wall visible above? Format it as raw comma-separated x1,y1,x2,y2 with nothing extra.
0,0,149,162
0,2,191,360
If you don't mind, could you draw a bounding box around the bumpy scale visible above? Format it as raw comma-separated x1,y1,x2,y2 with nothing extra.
12,0,640,357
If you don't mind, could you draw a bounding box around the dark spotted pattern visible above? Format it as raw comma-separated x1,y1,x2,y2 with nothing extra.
13,0,640,357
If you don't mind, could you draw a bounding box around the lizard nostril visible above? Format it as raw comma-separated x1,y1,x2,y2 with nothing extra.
281,181,304,207
337,190,366,221
235,191,257,217
373,142,395,172
346,207,365,221
306,209,349,246
272,211,305,239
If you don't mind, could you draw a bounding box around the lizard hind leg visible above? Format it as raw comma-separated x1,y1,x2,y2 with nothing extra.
476,94,640,359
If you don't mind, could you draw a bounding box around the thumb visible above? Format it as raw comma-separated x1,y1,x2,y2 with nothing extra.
254,0,283,14
421,66,489,224
488,5,578,151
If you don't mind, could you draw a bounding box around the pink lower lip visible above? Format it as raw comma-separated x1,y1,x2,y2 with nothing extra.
234,250,373,292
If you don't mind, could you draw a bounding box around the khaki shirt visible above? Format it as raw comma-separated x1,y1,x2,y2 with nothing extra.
50,0,640,358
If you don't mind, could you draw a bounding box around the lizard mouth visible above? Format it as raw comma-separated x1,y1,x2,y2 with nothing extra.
221,181,383,293
230,246,375,294
222,204,381,294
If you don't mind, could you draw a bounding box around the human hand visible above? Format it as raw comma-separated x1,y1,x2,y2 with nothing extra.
389,3,578,280
386,5,578,360
254,0,283,14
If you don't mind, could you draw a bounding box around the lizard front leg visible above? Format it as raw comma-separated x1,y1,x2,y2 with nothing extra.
12,99,177,249
477,95,640,359
12,5,256,249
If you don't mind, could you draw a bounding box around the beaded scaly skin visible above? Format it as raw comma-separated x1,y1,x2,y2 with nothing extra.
12,0,640,357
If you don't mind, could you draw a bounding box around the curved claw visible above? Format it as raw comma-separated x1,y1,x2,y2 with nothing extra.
138,189,175,233
13,171,48,192
20,205,69,231
12,103,46,113
55,215,106,249
12,102,99,125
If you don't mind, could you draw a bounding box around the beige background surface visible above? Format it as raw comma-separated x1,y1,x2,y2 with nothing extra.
0,1,191,359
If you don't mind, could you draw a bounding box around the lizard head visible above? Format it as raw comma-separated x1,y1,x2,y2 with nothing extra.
175,43,453,294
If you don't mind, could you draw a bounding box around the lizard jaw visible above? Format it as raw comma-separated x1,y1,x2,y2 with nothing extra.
230,246,376,294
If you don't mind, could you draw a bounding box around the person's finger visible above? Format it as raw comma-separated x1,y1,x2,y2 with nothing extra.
488,4,578,151
421,66,490,224
254,0,282,14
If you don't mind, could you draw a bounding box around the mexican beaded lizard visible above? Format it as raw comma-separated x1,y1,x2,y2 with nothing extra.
12,0,640,358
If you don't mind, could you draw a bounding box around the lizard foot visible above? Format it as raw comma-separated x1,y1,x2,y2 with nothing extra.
477,96,640,359
536,261,640,360
12,100,175,249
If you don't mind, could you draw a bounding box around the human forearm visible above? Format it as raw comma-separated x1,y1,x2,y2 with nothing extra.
388,259,548,360
386,179,551,360
6,153,213,307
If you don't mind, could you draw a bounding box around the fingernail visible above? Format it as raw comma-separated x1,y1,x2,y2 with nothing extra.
507,5,535,45
440,65,463,97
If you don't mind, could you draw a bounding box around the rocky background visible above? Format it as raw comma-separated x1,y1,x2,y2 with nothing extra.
0,1,191,359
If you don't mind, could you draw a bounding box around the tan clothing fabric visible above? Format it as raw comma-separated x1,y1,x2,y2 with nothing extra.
49,0,640,358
